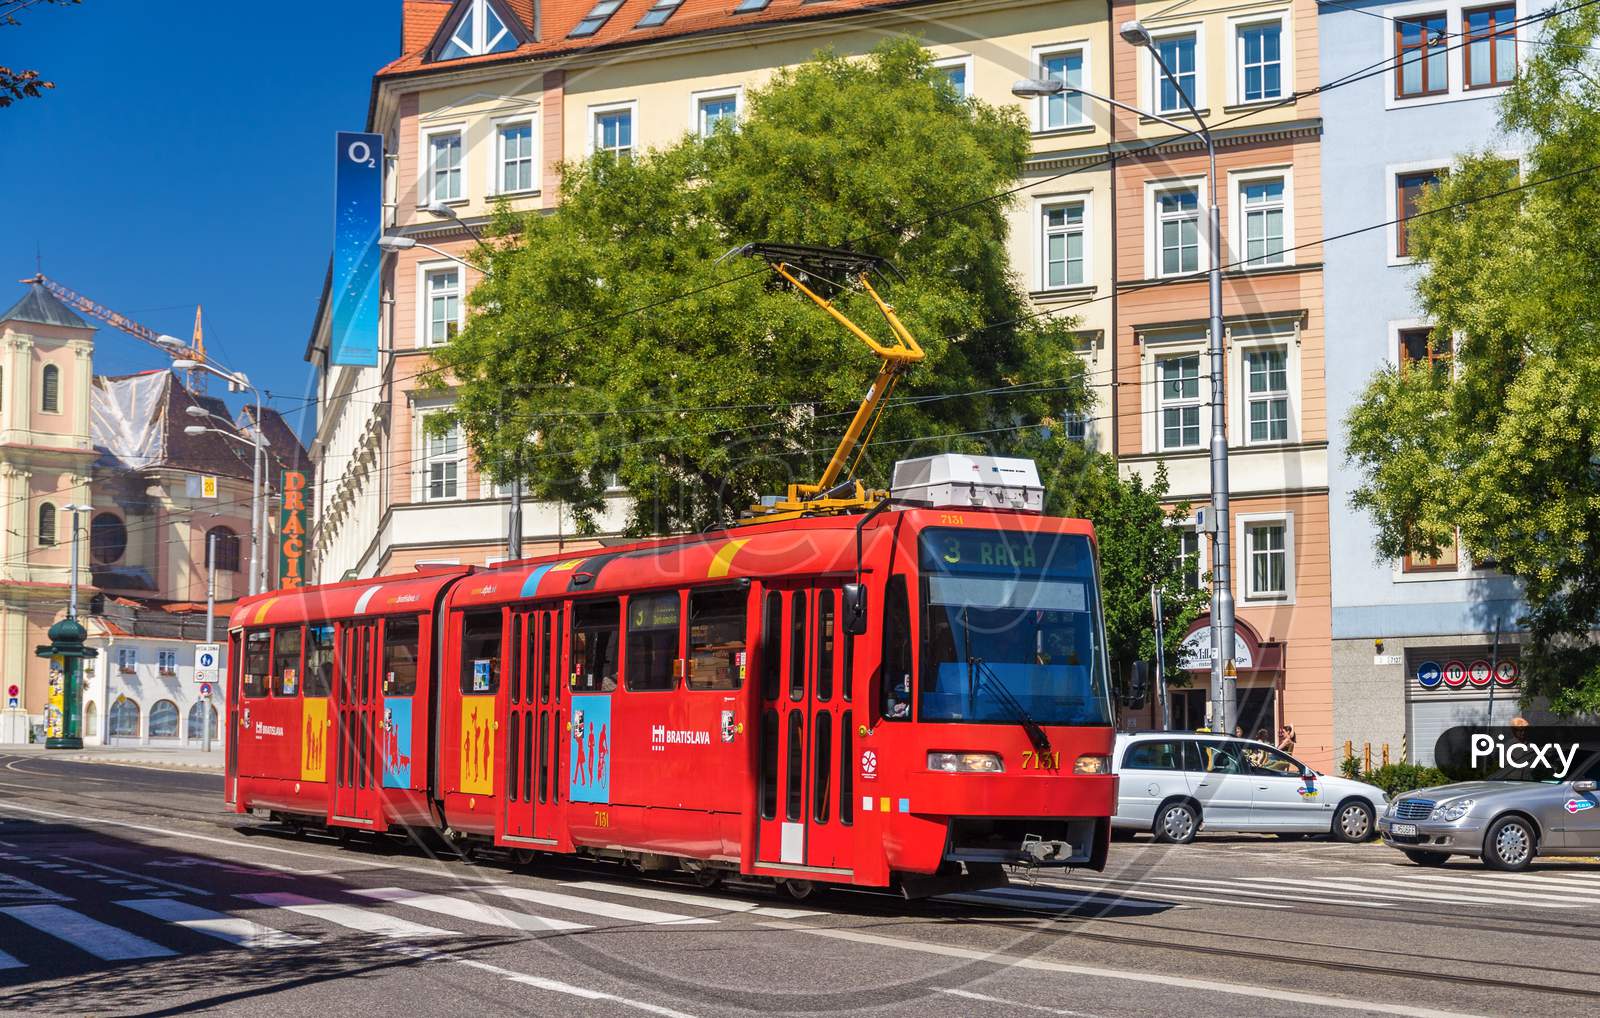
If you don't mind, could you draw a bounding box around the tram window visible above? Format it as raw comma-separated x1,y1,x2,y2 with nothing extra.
688,588,745,691
842,622,854,702
817,590,835,702
785,711,804,821
243,630,271,698
760,592,782,701
789,590,807,702
759,709,778,820
571,599,620,692
384,616,420,696
538,612,552,703
303,624,335,698
272,626,303,697
509,614,525,704
881,576,912,722
460,611,502,695
813,711,833,824
839,711,853,826
625,593,680,692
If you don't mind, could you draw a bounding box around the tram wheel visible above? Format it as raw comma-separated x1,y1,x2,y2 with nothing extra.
511,848,537,868
691,869,724,890
334,826,356,847
778,879,817,902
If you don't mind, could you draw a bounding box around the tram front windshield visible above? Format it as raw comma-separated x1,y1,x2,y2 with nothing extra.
918,528,1112,727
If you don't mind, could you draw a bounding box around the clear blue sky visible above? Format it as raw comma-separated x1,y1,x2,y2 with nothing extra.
1,0,399,440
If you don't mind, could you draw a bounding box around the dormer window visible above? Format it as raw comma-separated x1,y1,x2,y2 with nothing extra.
636,0,682,28
570,0,624,38
438,0,519,60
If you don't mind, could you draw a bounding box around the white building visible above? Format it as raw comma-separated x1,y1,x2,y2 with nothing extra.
80,596,226,750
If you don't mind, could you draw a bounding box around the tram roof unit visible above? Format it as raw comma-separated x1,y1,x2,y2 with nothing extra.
228,564,471,630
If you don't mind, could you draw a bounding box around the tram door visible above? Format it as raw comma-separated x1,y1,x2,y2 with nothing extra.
502,607,565,844
333,621,382,824
225,631,241,805
756,584,853,873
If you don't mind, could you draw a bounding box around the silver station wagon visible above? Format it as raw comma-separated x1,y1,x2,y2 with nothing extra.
1379,752,1600,870
1112,732,1389,843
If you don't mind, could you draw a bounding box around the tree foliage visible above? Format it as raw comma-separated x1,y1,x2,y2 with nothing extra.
426,38,1089,535
1344,6,1600,713
1,0,78,109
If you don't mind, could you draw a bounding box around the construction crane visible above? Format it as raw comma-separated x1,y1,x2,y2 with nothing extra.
729,243,925,523
21,274,208,390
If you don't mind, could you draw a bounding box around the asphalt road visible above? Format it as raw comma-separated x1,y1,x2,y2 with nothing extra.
1,755,1598,1017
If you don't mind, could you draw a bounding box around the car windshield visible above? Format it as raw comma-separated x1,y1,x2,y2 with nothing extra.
917,528,1112,727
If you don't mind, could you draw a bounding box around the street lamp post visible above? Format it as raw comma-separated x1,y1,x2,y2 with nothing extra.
39,504,94,750
170,359,269,596
1014,24,1237,734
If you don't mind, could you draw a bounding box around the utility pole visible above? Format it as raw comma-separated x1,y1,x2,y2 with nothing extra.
204,530,216,754
1151,584,1171,732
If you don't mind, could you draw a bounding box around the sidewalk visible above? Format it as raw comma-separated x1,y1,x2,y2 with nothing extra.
1,743,224,773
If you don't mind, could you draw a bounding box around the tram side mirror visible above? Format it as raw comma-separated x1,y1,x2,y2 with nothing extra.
1124,661,1149,709
1574,779,1598,793
842,583,868,636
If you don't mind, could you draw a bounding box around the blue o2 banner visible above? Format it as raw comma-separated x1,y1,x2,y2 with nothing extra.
330,131,384,367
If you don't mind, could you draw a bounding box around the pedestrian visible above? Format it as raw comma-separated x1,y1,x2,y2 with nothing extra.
1233,724,1245,738
1278,724,1296,754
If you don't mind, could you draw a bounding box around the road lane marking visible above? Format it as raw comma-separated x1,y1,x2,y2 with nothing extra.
59,856,207,895
0,873,70,903
483,885,715,925
117,898,314,948
0,903,176,960
350,887,588,932
1319,874,1596,905
1029,880,1291,910
560,880,820,919
934,987,1098,1016
963,886,1187,912
1136,876,1397,908
1238,876,1584,909
238,892,459,939
0,948,24,970
758,920,1488,1018
453,958,702,1018
1401,872,1600,897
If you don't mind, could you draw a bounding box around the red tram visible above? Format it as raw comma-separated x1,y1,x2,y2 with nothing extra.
226,495,1117,897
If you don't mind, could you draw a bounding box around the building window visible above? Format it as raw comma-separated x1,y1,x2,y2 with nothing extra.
41,364,60,413
593,108,633,160
1238,22,1283,101
1039,49,1086,129
424,418,465,501
1065,411,1090,445
206,526,240,573
1465,4,1517,88
118,647,137,674
429,131,463,202
636,0,682,28
1396,169,1444,257
1178,528,1203,591
932,56,971,99
696,93,738,137
37,502,55,546
497,121,534,193
425,268,462,345
1042,202,1086,289
570,0,623,37
158,649,178,675
90,512,126,564
1159,354,1203,450
186,701,218,741
1246,522,1289,598
1404,530,1462,572
1240,178,1286,266
108,698,139,737
1245,347,1289,443
1396,14,1448,98
1157,187,1201,276
1400,326,1454,371
1155,34,1199,113
438,0,518,59
148,700,179,739
733,0,771,12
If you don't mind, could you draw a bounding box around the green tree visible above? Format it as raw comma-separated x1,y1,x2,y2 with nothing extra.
1050,456,1209,694
425,38,1088,535
1344,6,1600,713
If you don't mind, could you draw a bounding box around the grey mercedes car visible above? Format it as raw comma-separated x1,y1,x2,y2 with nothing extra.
1378,751,1600,870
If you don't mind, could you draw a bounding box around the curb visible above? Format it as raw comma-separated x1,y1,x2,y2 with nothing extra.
68,755,225,774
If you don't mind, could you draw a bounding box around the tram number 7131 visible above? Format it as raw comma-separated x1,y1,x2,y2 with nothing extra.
1020,750,1063,771
593,810,611,828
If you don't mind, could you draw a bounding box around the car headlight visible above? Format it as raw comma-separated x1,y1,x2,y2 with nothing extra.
1429,799,1475,822
1074,754,1110,775
928,751,1003,773
1385,800,1398,817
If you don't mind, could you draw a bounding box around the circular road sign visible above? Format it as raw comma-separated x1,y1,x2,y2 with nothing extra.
200,683,212,698
1416,661,1443,688
1495,659,1520,686
1443,661,1468,687
1468,660,1493,687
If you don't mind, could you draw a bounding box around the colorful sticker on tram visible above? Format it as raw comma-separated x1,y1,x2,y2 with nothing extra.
460,697,496,795
707,538,749,578
569,694,612,804
300,697,327,783
382,697,413,788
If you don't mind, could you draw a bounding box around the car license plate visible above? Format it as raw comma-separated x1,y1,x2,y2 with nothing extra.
1393,823,1418,836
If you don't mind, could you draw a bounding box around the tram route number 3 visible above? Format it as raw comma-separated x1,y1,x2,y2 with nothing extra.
1020,750,1062,770
593,810,611,828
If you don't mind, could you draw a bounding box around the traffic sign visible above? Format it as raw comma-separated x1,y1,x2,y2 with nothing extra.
1416,661,1442,688
195,642,221,684
1468,659,1492,687
1495,659,1520,686
199,682,212,698
1443,660,1468,687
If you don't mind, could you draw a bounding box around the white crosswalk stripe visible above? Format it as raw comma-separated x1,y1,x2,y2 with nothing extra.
0,903,177,960
560,880,821,919
483,885,716,925
1140,876,1397,908
1403,871,1600,897
1308,874,1592,905
0,948,24,970
117,898,315,948
238,892,459,939
349,887,589,932
1237,875,1586,909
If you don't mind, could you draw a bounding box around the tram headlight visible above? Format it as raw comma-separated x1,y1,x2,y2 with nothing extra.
1073,754,1110,775
928,751,1004,773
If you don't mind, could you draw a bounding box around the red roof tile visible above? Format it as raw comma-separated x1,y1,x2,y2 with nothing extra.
378,0,927,79
403,0,454,54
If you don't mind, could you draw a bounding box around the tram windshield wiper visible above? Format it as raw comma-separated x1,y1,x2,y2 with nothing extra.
967,654,1052,753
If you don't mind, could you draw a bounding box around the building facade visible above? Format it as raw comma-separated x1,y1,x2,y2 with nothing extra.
1320,0,1537,764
